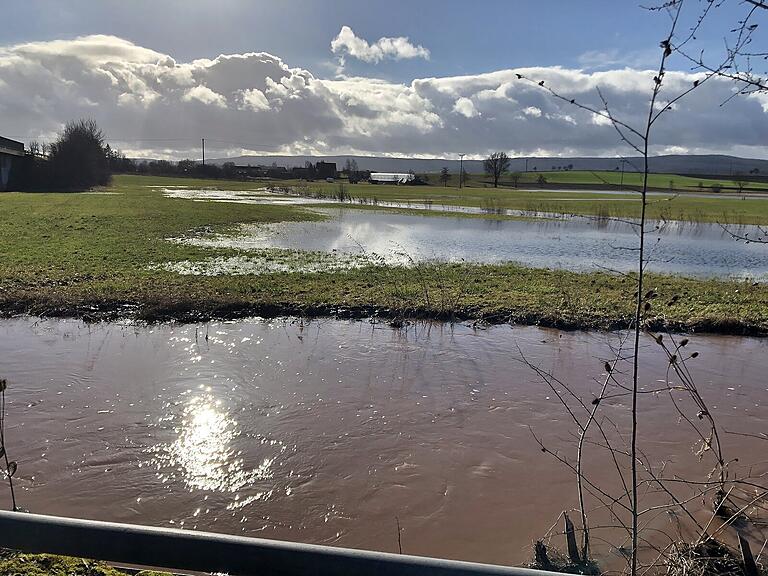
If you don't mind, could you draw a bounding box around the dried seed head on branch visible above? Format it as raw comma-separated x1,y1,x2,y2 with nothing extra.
517,1,767,574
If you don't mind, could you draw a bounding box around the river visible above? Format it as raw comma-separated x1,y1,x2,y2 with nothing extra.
0,317,764,567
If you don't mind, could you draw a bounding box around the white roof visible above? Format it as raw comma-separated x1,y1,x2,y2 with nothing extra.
370,172,415,180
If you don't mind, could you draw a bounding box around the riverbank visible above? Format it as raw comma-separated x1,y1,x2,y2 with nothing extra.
2,263,766,334
0,552,169,576
1,174,766,334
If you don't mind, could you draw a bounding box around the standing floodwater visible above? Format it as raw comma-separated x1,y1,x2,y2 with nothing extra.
170,206,768,280
0,317,765,566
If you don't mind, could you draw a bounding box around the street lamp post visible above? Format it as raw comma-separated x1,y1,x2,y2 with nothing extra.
619,158,626,191
459,153,466,189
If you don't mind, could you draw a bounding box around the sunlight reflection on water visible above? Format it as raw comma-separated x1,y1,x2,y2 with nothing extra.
1,317,766,564
163,207,768,280
152,394,275,494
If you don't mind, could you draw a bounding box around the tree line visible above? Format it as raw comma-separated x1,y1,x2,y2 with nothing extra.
441,151,535,188
436,152,517,188
17,118,528,191
15,119,243,191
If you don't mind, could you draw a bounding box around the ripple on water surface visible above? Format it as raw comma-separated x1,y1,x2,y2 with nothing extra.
0,317,765,565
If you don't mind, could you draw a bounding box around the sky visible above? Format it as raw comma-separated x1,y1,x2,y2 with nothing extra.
2,0,766,160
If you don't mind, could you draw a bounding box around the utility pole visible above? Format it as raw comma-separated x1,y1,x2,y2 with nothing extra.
525,157,529,173
619,158,626,191
459,153,466,189
202,138,205,166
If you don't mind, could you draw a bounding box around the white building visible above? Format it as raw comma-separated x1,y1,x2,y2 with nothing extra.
369,172,415,184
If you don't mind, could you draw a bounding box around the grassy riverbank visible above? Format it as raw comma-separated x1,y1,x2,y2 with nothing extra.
1,174,766,334
0,553,169,576
5,260,765,333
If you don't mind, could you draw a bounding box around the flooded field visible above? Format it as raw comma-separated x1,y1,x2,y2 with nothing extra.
162,187,324,206
167,205,768,279
0,317,764,567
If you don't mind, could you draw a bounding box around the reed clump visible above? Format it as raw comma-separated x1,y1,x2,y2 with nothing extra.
665,539,766,576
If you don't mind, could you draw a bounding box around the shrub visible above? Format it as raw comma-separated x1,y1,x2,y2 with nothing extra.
48,119,111,190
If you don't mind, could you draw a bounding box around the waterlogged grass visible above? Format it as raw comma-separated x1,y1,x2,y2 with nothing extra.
5,257,768,333
424,169,768,191
276,179,768,225
0,552,169,576
151,249,378,275
477,169,768,191
0,174,323,283
1,174,767,333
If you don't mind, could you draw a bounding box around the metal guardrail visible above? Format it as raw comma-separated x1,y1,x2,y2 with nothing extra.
0,511,566,576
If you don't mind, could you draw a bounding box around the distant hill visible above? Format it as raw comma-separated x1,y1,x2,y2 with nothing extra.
209,153,768,176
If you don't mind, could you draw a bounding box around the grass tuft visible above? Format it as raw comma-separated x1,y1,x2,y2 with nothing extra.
0,552,171,576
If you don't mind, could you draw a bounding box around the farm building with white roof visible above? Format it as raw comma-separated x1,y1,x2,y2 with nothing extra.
369,172,415,184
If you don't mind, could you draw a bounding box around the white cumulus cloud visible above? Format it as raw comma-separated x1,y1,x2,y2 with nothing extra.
1,35,767,160
330,26,430,64
183,85,227,108
239,88,270,112
453,97,479,118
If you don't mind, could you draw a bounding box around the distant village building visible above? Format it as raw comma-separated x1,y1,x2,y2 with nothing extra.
370,172,415,184
315,161,337,180
0,136,24,191
233,164,266,179
291,166,313,180
266,165,289,179
230,160,338,181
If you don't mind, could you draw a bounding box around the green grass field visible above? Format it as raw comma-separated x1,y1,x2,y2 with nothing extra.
508,170,765,191
432,169,768,192
279,176,768,224
0,174,766,333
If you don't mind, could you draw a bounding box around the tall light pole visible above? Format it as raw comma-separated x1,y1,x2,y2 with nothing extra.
202,138,205,166
525,157,529,173
619,158,626,191
458,153,466,189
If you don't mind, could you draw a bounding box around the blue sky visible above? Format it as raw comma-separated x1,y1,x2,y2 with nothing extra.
1,1,766,159
2,0,733,80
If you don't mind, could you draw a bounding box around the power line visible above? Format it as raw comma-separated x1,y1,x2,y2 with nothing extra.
202,138,278,151
106,137,199,142
104,136,279,151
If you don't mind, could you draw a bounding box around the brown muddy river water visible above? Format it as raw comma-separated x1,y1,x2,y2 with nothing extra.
0,317,765,567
